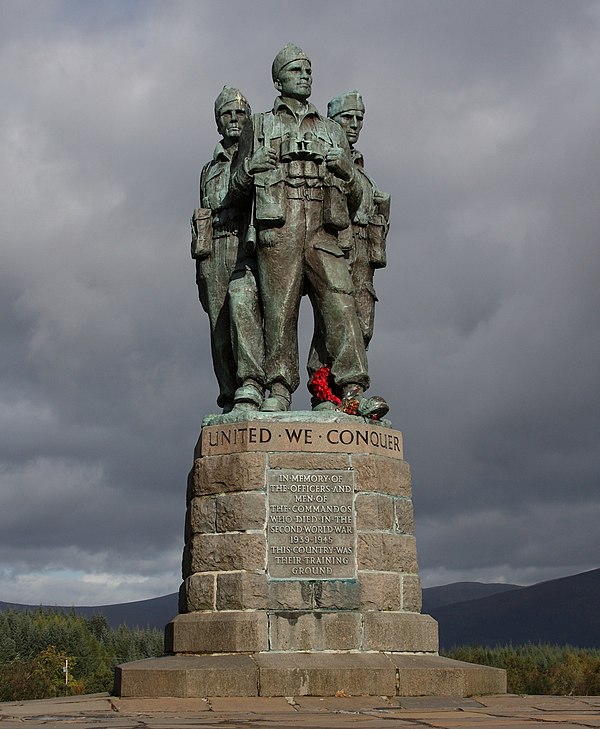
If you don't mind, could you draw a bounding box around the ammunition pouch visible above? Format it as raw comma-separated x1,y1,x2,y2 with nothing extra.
254,167,286,225
368,213,387,269
323,183,350,233
255,182,286,225
190,208,212,260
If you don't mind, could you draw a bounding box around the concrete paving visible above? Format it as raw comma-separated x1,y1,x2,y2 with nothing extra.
0,693,599,728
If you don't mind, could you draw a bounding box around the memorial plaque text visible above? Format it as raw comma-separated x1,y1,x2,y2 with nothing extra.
267,469,356,579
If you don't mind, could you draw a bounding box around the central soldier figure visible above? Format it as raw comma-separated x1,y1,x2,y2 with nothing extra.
234,44,387,417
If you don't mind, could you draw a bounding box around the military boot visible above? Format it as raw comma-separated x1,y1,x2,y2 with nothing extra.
231,379,264,412
342,384,389,420
261,382,292,412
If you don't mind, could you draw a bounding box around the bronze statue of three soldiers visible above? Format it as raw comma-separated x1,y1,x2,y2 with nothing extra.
191,44,390,419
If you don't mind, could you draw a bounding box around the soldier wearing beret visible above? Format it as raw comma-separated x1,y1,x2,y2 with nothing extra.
308,90,391,398
328,90,390,350
234,45,387,417
192,86,265,413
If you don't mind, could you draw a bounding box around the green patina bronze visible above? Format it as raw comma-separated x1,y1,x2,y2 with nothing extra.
192,86,264,414
192,45,390,419
308,90,391,378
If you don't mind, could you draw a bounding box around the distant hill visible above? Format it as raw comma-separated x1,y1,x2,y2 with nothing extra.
3,568,599,648
428,568,600,649
422,581,522,612
0,593,178,630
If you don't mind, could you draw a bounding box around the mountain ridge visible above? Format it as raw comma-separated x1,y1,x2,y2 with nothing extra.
428,568,600,649
2,568,598,647
422,581,522,611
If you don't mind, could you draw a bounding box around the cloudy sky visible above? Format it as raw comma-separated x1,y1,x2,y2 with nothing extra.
1,0,599,606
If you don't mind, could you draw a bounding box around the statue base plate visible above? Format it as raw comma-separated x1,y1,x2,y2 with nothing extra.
115,652,506,698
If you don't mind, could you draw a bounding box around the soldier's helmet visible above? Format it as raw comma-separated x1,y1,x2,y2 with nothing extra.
327,90,365,120
271,43,311,82
214,85,250,123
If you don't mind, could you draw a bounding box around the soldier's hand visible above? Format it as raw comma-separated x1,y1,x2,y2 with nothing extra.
247,146,277,174
374,190,390,206
326,147,353,181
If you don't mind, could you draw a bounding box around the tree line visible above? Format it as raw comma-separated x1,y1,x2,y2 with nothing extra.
0,609,162,700
2,609,600,700
445,644,600,695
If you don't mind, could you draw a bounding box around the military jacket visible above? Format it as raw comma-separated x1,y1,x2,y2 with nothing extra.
233,97,362,228
252,98,351,188
200,141,247,231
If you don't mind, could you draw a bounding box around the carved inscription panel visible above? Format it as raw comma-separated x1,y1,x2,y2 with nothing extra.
267,469,356,579
200,421,403,459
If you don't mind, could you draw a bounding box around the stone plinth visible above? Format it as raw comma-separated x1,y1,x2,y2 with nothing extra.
115,412,506,697
175,412,430,655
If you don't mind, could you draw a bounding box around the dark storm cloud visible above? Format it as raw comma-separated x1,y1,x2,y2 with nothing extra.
1,0,599,603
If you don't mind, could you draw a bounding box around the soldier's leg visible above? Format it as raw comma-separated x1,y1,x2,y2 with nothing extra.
354,283,376,350
196,247,237,411
305,311,339,410
311,267,369,390
257,205,304,404
308,253,389,420
306,313,328,378
304,219,369,390
305,213,388,419
350,240,377,350
228,265,265,408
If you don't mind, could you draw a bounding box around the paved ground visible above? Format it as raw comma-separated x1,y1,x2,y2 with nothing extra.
0,694,599,729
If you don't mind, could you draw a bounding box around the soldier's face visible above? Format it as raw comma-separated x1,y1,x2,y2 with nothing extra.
217,102,249,142
275,60,312,100
336,111,364,146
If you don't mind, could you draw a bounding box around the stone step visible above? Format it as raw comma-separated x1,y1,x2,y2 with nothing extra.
115,653,506,698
